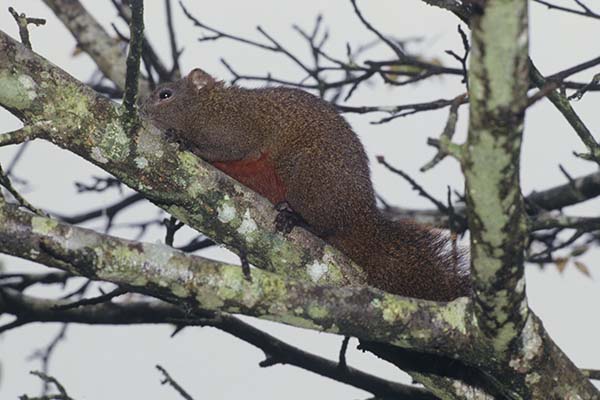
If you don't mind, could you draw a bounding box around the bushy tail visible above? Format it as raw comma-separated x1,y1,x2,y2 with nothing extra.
329,214,470,301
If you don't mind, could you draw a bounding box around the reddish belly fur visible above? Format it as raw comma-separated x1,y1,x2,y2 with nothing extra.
212,153,287,204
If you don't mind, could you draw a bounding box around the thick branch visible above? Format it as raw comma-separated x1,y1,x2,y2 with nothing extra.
383,169,600,228
465,1,529,350
0,289,436,400
0,201,480,361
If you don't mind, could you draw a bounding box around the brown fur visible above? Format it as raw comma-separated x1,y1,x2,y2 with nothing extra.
141,69,470,301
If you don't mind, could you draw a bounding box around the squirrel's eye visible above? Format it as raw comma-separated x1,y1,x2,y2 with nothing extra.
158,89,173,100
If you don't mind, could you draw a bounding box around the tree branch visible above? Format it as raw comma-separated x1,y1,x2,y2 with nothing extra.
0,200,481,360
464,0,530,365
1,288,436,400
121,0,145,128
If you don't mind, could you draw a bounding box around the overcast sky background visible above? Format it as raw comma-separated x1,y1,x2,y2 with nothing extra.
1,1,599,398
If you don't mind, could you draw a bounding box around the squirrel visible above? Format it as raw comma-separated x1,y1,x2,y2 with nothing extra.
141,68,470,301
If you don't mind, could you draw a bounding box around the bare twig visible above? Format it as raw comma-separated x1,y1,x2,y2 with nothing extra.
53,287,128,311
164,216,184,246
8,7,46,50
568,72,600,101
376,156,448,213
421,93,468,171
349,0,405,59
121,0,144,128
165,0,181,78
0,163,45,216
445,25,470,89
156,365,195,400
176,237,215,252
28,325,69,396
20,371,74,400
533,0,600,19
55,193,145,225
530,61,600,164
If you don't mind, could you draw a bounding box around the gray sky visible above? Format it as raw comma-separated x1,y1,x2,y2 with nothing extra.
1,1,599,398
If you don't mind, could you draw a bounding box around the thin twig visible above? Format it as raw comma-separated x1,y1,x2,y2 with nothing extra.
165,0,181,78
530,61,600,164
0,162,46,216
532,0,600,19
156,365,195,400
8,7,46,50
445,25,470,89
21,371,74,400
52,287,128,311
349,0,405,59
568,73,600,101
121,0,144,129
421,93,468,171
377,156,448,213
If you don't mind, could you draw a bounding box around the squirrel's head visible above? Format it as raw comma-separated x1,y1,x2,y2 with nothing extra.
140,68,217,129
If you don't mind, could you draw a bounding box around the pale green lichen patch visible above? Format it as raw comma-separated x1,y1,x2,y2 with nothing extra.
217,200,237,224
186,180,206,199
237,209,258,240
307,304,329,320
100,244,145,281
519,315,542,362
31,216,58,235
18,75,37,101
494,321,516,354
256,273,288,302
41,81,91,127
267,237,303,272
177,151,201,172
64,227,103,252
134,156,148,169
525,372,541,385
0,72,36,110
373,294,418,324
215,266,246,302
480,3,527,109
143,242,174,267
91,147,109,164
195,287,225,309
306,260,328,283
468,134,513,242
136,125,165,159
175,152,211,197
319,246,364,285
96,119,131,162
436,297,469,335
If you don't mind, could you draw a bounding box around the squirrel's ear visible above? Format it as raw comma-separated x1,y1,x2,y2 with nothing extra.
187,68,216,92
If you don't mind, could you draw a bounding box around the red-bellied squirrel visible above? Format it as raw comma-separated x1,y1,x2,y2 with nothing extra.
141,68,470,301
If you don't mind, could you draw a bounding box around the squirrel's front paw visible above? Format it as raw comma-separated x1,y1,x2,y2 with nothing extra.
274,201,308,234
